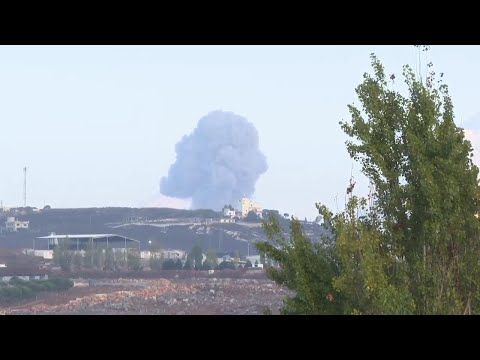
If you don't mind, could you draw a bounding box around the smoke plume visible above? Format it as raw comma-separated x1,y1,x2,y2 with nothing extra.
160,110,268,210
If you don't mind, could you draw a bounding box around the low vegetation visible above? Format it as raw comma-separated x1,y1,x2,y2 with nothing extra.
0,277,74,305
54,243,142,273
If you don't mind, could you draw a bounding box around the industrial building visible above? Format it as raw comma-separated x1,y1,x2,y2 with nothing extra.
34,233,141,251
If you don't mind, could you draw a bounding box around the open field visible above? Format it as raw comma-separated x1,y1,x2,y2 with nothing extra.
0,271,291,315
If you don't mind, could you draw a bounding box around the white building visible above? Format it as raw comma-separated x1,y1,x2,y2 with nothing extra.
220,218,235,223
22,249,54,259
5,217,29,232
223,206,236,218
142,249,186,260
162,249,186,260
240,198,263,218
246,255,261,265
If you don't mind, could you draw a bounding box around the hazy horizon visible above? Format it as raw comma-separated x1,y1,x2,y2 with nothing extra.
1,45,479,219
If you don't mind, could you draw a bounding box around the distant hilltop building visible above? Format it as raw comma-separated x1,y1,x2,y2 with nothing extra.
240,198,263,218
222,205,236,218
5,217,29,232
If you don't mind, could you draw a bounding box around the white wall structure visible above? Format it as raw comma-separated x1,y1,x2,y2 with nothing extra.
23,249,54,259
162,249,185,260
140,251,151,259
5,217,29,232
220,218,235,223
240,198,263,218
223,207,236,218
246,255,261,265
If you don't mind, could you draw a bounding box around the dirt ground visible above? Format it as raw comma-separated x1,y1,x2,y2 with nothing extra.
0,272,292,315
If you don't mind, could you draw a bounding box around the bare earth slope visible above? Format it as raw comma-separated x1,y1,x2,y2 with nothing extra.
1,273,292,315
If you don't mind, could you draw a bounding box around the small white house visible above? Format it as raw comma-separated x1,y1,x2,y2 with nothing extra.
5,217,29,232
223,206,236,218
162,249,186,259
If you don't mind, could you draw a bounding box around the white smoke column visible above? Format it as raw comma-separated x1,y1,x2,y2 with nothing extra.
160,110,268,210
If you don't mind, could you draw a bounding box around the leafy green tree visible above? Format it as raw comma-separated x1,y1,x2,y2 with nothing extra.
162,259,177,270
323,198,413,315
73,252,83,271
183,259,193,270
218,261,235,270
202,248,217,270
93,248,104,270
104,248,114,271
202,261,212,270
175,259,183,269
189,245,203,270
0,278,74,305
127,249,142,271
113,250,127,271
53,239,72,272
150,251,164,271
340,49,480,314
53,246,61,267
257,216,344,315
257,48,480,315
83,241,94,269
246,211,261,222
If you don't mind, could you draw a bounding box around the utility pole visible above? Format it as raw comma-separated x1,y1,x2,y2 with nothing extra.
23,166,27,208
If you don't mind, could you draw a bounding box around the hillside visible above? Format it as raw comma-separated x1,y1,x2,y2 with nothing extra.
0,207,328,256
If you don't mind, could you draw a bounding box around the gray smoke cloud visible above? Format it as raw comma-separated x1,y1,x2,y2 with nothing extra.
160,110,268,210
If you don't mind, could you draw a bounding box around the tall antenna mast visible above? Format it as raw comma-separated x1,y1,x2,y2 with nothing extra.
23,166,27,207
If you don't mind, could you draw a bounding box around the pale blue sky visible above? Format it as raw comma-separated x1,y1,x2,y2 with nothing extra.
0,45,479,219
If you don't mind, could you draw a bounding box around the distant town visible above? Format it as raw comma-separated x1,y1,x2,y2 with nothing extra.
0,198,324,314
